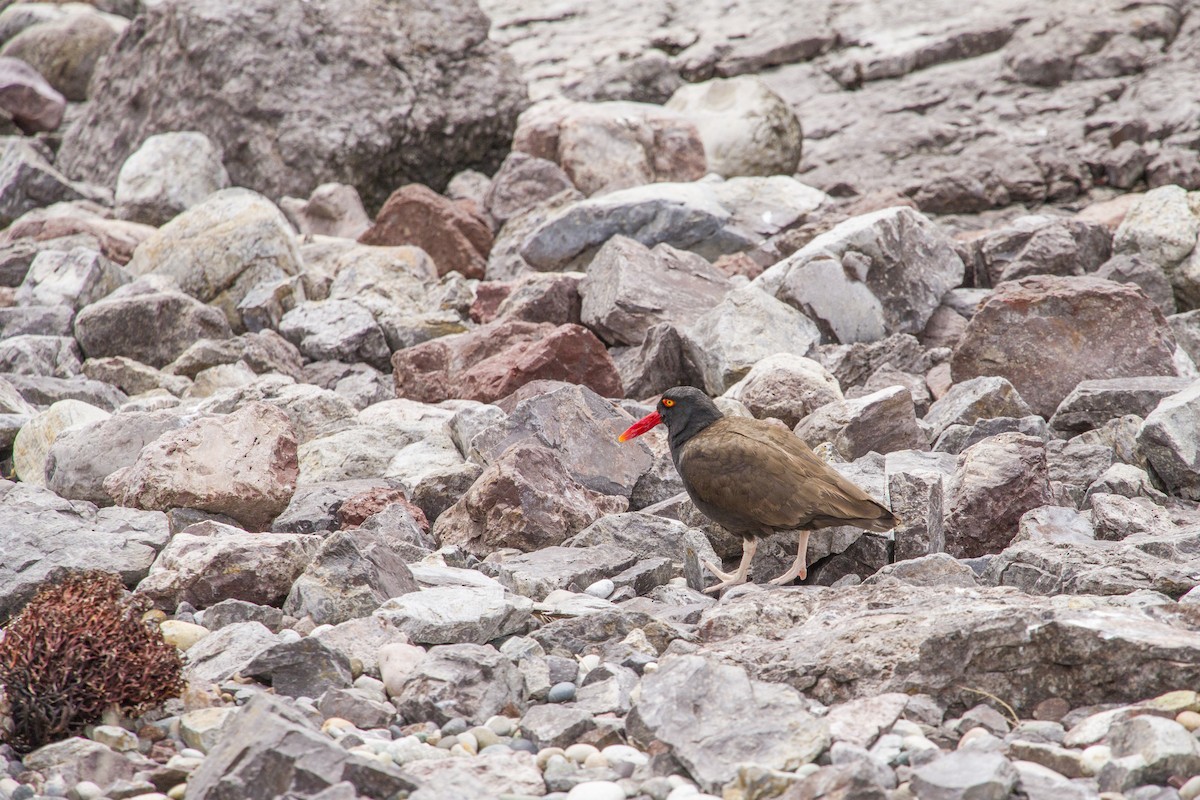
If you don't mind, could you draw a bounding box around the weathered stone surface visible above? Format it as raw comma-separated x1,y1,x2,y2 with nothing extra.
0,142,105,229
278,299,391,371
166,330,304,381
18,737,140,790
943,433,1052,559
12,398,110,486
16,246,128,310
1099,714,1200,791
56,0,528,211
1137,380,1200,500
666,75,802,177
628,655,830,793
684,285,823,395
0,10,120,101
911,751,1018,800
392,643,525,725
374,584,533,646
794,385,926,460
279,183,371,239
611,322,698,401
512,99,705,196
1112,185,1200,309
0,333,81,378
0,56,65,133
0,484,169,623
564,512,720,570
494,544,638,600
435,444,627,557
392,320,622,403
403,751,545,799
579,235,731,346
283,529,419,625
73,289,233,368
45,409,187,504
722,354,842,428
923,376,1035,440
814,333,929,392
136,520,319,610
0,201,154,266
359,184,492,279
104,402,298,530
951,275,1180,418
492,271,582,326
964,214,1111,288
1095,253,1177,317
484,151,575,224
469,383,653,498
1049,376,1194,435
243,637,354,698
756,206,965,343
186,694,414,800
115,131,231,226
519,704,596,750
867,553,977,588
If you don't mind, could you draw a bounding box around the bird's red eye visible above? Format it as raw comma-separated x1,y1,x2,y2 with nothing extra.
662,398,675,408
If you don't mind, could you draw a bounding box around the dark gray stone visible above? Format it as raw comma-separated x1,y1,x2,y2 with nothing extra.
243,637,354,698
392,644,525,726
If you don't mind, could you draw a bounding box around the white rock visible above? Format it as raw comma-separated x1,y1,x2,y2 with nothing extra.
116,131,231,226
567,781,626,800
13,399,110,486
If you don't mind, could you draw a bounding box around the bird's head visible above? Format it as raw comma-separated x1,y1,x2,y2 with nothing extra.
618,386,723,445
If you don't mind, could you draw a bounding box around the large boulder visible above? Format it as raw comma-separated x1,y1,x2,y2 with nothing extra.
73,289,233,368
0,9,121,101
951,275,1179,418
1138,380,1200,500
55,0,528,210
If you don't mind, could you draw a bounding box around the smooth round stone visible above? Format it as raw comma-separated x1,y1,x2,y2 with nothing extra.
511,737,538,754
1081,744,1112,776
11,786,35,800
793,764,820,779
71,781,103,800
450,743,473,757
437,734,459,750
178,747,205,759
44,777,67,797
578,654,601,677
279,629,303,643
1181,775,1200,800
583,579,615,599
457,731,478,754
643,661,658,673
566,781,625,800
469,725,500,749
479,743,513,756
442,717,469,736
486,715,515,736
167,784,188,800
1178,710,1200,731
666,784,700,799
548,682,577,703
583,752,609,769
160,619,210,651
891,720,924,738
322,717,355,736
564,743,599,763
537,746,566,769
601,744,648,767
310,623,335,637
902,734,939,754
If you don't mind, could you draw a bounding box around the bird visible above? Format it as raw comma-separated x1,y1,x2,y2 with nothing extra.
618,386,897,593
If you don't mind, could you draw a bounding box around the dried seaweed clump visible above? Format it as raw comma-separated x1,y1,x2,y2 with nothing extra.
0,571,185,753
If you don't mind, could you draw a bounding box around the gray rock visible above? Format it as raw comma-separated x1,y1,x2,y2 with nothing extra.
1170,310,1200,367
1015,505,1096,545
0,304,74,337
1137,380,1200,500
0,484,169,623
611,322,698,401
391,643,525,726
1095,253,1177,318
271,478,400,534
683,284,823,395
283,528,419,625
1084,463,1169,506
963,214,1111,287
910,751,1018,800
469,383,653,498
756,206,964,343
1099,715,1200,791
924,377,1035,440
185,693,414,799
1050,376,1195,435
243,637,354,698
82,355,192,397
518,704,596,749
933,416,1048,455
374,585,533,646
280,183,371,239
721,353,843,428
278,299,391,371
0,334,82,378
19,737,141,791
316,687,395,730
183,621,284,686
1089,493,1190,541
885,455,949,561
201,599,284,633
115,131,231,226
495,544,639,600
55,0,527,212
564,512,721,571
1113,186,1200,309
404,751,545,800
793,385,927,460
484,151,575,224
865,553,976,588
0,140,98,227
16,247,128,310
628,654,829,793
73,290,233,368
313,615,413,679
166,330,305,381
812,333,930,392
943,433,1053,558
1012,760,1096,800
579,235,731,346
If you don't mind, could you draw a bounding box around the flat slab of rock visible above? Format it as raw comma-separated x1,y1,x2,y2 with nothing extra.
564,512,720,569
1137,380,1200,500
391,643,525,726
495,544,639,600
628,654,830,793
1049,376,1195,435
950,275,1179,418
373,585,533,645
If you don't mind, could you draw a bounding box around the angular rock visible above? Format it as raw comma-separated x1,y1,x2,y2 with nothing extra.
722,353,843,428
923,376,1035,440
0,10,120,101
813,333,929,392
1049,376,1194,435
933,416,1048,456
0,141,99,228
964,214,1111,287
943,433,1052,558
73,289,233,368
611,322,696,400
55,0,527,211
628,654,830,793
911,751,1018,800
0,56,65,133
519,704,597,750
104,402,298,530
1112,185,1200,307
1137,380,1200,500
283,529,419,625
391,643,525,725
0,201,154,265
16,246,128,309
12,398,110,486
82,356,191,397
185,694,414,800
402,751,545,799
115,131,231,226
866,553,976,588
794,385,926,460
279,299,391,371
279,183,370,239
755,206,965,343
564,512,720,570
182,620,285,685
1095,253,1176,317
951,275,1179,418
359,184,491,279
888,467,946,562
469,383,653,497
166,330,304,381
1099,714,1200,791
495,545,639,600
434,444,627,557
18,737,141,790
374,585,533,646
492,271,582,326
136,520,319,609
484,151,575,224
666,75,802,177
243,637,354,698
579,235,731,346
683,285,823,395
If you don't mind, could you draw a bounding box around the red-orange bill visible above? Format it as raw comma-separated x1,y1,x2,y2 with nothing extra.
618,411,662,442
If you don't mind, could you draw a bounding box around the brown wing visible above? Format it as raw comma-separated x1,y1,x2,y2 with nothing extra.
678,416,896,533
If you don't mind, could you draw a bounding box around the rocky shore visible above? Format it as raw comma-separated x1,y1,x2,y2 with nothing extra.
3,0,1200,799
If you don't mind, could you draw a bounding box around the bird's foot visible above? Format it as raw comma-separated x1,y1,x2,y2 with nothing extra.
701,559,737,582
767,565,807,586
704,577,749,594
701,559,749,594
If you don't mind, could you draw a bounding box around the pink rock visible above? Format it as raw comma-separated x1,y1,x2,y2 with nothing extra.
359,184,492,279
105,402,299,530
433,444,628,557
0,56,65,133
0,202,155,265
279,182,371,239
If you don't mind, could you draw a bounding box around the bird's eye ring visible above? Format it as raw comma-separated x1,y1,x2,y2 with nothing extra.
662,398,675,408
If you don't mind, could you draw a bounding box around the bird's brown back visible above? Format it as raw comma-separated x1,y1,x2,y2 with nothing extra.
677,416,896,535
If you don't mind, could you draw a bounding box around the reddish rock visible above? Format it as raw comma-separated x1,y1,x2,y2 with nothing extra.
0,56,65,133
337,487,430,533
494,272,582,325
484,151,575,224
358,184,492,279
433,444,628,557
0,203,155,265
392,320,623,403
469,281,513,324
950,275,1179,418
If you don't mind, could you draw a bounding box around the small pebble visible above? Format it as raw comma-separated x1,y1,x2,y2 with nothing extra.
566,781,624,800
469,725,500,749
437,734,459,750
510,737,538,754
537,747,566,769
583,579,615,599
70,781,102,800
278,629,303,644
178,748,205,759
582,752,609,769
1178,710,1200,732
457,731,478,754
1180,775,1200,800
548,682,577,703
578,654,601,678
564,743,599,764
442,717,468,736
486,716,516,737
643,661,658,673
44,777,67,797
322,718,355,736
167,784,188,800
479,743,513,756
11,786,34,800
666,785,699,799
450,743,473,757
601,744,648,767
891,720,924,738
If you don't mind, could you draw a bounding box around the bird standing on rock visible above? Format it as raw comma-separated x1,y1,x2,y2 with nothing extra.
618,386,897,593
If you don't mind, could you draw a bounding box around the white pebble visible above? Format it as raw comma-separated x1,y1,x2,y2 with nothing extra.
567,781,625,800
310,623,334,636
578,654,601,678
178,747,206,759
643,661,658,673
584,579,615,599
457,731,478,753
668,577,688,586
537,747,566,769
564,743,599,764
601,744,649,767
1181,775,1200,800
666,784,700,799
449,743,473,757
891,719,924,737
902,734,940,754
793,764,820,779
583,752,609,769
73,781,103,800
279,629,303,643
485,715,515,736
1081,744,1112,776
